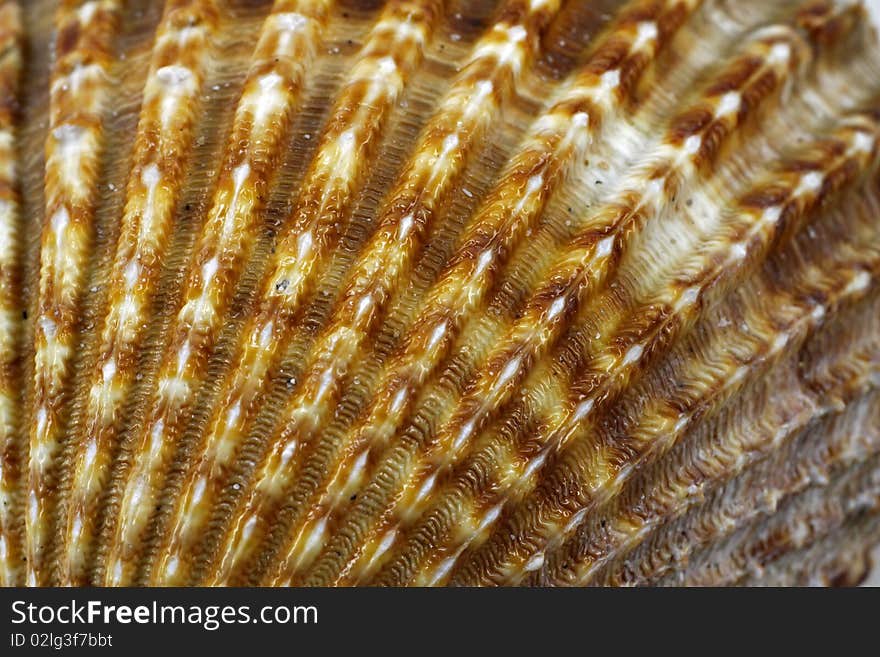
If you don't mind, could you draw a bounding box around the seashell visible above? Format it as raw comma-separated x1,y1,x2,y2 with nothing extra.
0,0,878,587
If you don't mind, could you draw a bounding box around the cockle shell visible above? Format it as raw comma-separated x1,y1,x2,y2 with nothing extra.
0,0,878,587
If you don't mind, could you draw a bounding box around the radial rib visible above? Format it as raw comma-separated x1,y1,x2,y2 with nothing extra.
153,0,446,587
557,287,880,586
27,0,122,587
301,20,816,586
272,0,703,586
451,164,880,585
0,0,23,587
208,0,564,585
56,0,220,588
102,0,333,586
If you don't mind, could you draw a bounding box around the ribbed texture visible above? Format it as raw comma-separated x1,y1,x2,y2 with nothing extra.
0,0,877,586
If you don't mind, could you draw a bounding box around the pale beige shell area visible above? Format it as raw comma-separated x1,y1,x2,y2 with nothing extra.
0,0,879,587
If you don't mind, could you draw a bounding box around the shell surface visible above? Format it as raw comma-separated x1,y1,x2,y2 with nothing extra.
0,0,879,586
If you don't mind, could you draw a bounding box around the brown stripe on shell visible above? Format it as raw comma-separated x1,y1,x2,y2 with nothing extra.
595,303,880,586
384,272,870,585
507,120,880,585
301,21,809,586
449,169,880,585
669,411,880,587
267,0,701,587
342,11,879,584
152,0,446,587
57,0,219,587
0,0,23,587
540,263,880,585
102,0,334,587
446,140,880,584
27,0,122,587
208,0,565,585
449,28,803,429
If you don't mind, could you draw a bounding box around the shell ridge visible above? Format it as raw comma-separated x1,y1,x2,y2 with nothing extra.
6,0,880,587
272,0,704,587
606,348,880,586
57,0,220,588
451,162,880,584
208,0,564,585
153,0,447,587
0,0,24,587
27,0,124,587
438,11,870,584
317,15,812,586
554,273,880,586
102,0,334,586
